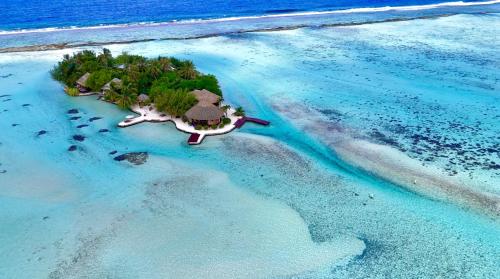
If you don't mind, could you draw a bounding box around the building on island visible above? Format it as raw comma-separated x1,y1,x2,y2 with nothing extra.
137,94,150,106
184,89,224,125
76,73,90,92
100,78,122,97
185,102,225,125
191,89,221,106
101,78,122,93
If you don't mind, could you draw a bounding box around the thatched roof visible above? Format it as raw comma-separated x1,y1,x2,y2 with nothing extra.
191,89,221,104
137,94,149,102
185,102,224,121
76,73,90,87
101,78,122,92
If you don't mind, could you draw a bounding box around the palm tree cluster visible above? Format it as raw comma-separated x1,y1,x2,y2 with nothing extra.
51,49,223,111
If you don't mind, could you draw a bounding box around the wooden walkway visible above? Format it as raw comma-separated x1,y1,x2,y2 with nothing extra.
187,116,269,145
187,133,203,145
234,117,270,128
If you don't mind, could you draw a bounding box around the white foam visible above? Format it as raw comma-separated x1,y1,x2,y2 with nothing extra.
0,0,498,36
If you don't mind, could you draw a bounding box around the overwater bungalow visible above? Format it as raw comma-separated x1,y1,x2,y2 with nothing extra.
76,72,90,92
185,102,224,125
191,89,221,106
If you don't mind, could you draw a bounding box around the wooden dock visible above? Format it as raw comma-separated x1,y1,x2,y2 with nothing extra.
187,117,269,145
187,133,204,145
234,117,270,128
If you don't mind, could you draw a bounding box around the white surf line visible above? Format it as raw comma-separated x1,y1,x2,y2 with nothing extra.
1,0,499,36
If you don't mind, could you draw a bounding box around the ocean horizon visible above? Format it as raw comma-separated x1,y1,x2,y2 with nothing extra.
0,0,499,278
0,0,492,31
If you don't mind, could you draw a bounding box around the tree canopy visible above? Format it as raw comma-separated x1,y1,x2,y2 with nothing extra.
51,49,223,111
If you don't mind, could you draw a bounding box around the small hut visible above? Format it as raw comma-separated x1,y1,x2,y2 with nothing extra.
185,102,224,126
101,78,122,93
76,73,90,92
191,89,221,106
137,94,150,106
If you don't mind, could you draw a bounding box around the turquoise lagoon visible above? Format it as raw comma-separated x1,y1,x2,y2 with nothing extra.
0,9,499,279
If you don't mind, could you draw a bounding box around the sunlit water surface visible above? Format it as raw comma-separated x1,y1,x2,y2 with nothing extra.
0,12,499,279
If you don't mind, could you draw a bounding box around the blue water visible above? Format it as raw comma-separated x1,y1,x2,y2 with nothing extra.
0,0,486,30
0,1,499,278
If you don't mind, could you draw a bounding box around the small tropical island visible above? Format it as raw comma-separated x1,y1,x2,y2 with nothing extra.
51,49,268,144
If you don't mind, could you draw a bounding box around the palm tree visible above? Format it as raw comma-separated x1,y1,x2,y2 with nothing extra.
117,82,138,109
158,57,172,72
178,61,197,80
221,105,231,117
103,82,120,102
97,48,113,67
149,62,162,80
234,106,245,117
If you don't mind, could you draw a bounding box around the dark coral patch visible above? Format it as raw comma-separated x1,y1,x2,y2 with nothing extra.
113,152,148,165
37,130,47,136
72,135,85,142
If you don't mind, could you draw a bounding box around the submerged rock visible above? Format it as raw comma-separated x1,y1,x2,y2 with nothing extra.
67,109,79,114
68,145,77,152
72,135,85,142
99,128,110,133
89,117,102,122
37,130,47,136
113,152,148,165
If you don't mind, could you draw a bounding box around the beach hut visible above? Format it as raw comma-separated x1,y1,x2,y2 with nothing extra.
185,102,224,126
101,78,122,93
191,89,221,106
137,94,150,106
76,73,90,92
100,78,122,98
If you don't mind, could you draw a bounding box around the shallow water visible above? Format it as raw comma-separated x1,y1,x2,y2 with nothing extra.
0,11,499,279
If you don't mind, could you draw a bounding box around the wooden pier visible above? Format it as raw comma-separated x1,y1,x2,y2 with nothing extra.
188,133,203,145
234,117,270,128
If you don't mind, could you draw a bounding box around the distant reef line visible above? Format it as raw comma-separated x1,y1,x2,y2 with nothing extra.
0,13,458,54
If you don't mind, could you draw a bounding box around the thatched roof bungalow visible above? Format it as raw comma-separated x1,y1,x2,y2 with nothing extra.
191,89,221,105
137,94,150,106
185,102,224,125
101,78,122,93
76,73,90,92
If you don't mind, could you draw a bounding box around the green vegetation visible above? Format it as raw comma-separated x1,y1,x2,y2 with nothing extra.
151,88,197,117
65,87,80,96
51,49,222,111
234,106,245,117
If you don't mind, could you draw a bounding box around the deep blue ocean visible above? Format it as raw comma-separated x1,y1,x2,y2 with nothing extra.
0,0,484,30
